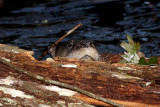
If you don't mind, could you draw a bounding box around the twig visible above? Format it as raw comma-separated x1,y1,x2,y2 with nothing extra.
37,23,82,60
0,56,126,107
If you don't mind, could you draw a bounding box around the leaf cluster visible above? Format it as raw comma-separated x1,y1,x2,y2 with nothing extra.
120,34,141,64
120,34,158,65
139,56,158,65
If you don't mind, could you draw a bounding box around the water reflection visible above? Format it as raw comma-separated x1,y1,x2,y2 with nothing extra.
0,0,159,57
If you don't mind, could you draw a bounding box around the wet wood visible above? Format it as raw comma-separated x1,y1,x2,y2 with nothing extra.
0,44,160,107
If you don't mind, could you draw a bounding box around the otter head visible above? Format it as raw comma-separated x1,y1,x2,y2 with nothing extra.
48,40,100,61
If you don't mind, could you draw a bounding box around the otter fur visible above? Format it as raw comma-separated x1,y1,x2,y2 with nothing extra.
48,40,100,61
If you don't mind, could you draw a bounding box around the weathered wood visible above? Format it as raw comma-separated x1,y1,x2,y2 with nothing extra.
0,44,160,107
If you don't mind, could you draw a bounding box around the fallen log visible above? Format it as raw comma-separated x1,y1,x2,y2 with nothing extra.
0,44,160,107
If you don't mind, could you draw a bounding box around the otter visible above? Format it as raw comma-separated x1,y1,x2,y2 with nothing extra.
48,40,100,61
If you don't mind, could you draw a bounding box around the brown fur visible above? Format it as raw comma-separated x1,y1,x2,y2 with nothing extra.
48,40,100,61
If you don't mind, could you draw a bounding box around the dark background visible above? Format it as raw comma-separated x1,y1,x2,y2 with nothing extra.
0,0,159,58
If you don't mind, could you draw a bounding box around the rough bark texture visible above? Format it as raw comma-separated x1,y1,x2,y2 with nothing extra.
0,44,160,107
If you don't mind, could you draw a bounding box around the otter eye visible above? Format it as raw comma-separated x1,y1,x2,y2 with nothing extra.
67,43,72,48
89,42,94,47
66,40,73,48
80,42,85,46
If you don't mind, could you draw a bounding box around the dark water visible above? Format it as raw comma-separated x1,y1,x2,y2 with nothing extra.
0,0,160,58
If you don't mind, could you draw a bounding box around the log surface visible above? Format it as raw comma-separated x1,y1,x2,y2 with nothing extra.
0,44,160,107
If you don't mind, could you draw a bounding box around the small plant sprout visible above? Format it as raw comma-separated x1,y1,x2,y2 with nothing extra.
120,34,142,64
120,34,158,65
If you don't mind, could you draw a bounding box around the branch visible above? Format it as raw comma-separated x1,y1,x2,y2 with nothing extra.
37,23,82,60
0,56,126,107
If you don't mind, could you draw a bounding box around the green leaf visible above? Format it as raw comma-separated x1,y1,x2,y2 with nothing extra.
139,57,158,65
135,42,141,51
120,42,136,54
120,42,130,52
120,34,142,64
131,53,140,64
148,56,158,65
121,52,134,62
139,57,147,65
126,34,134,44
